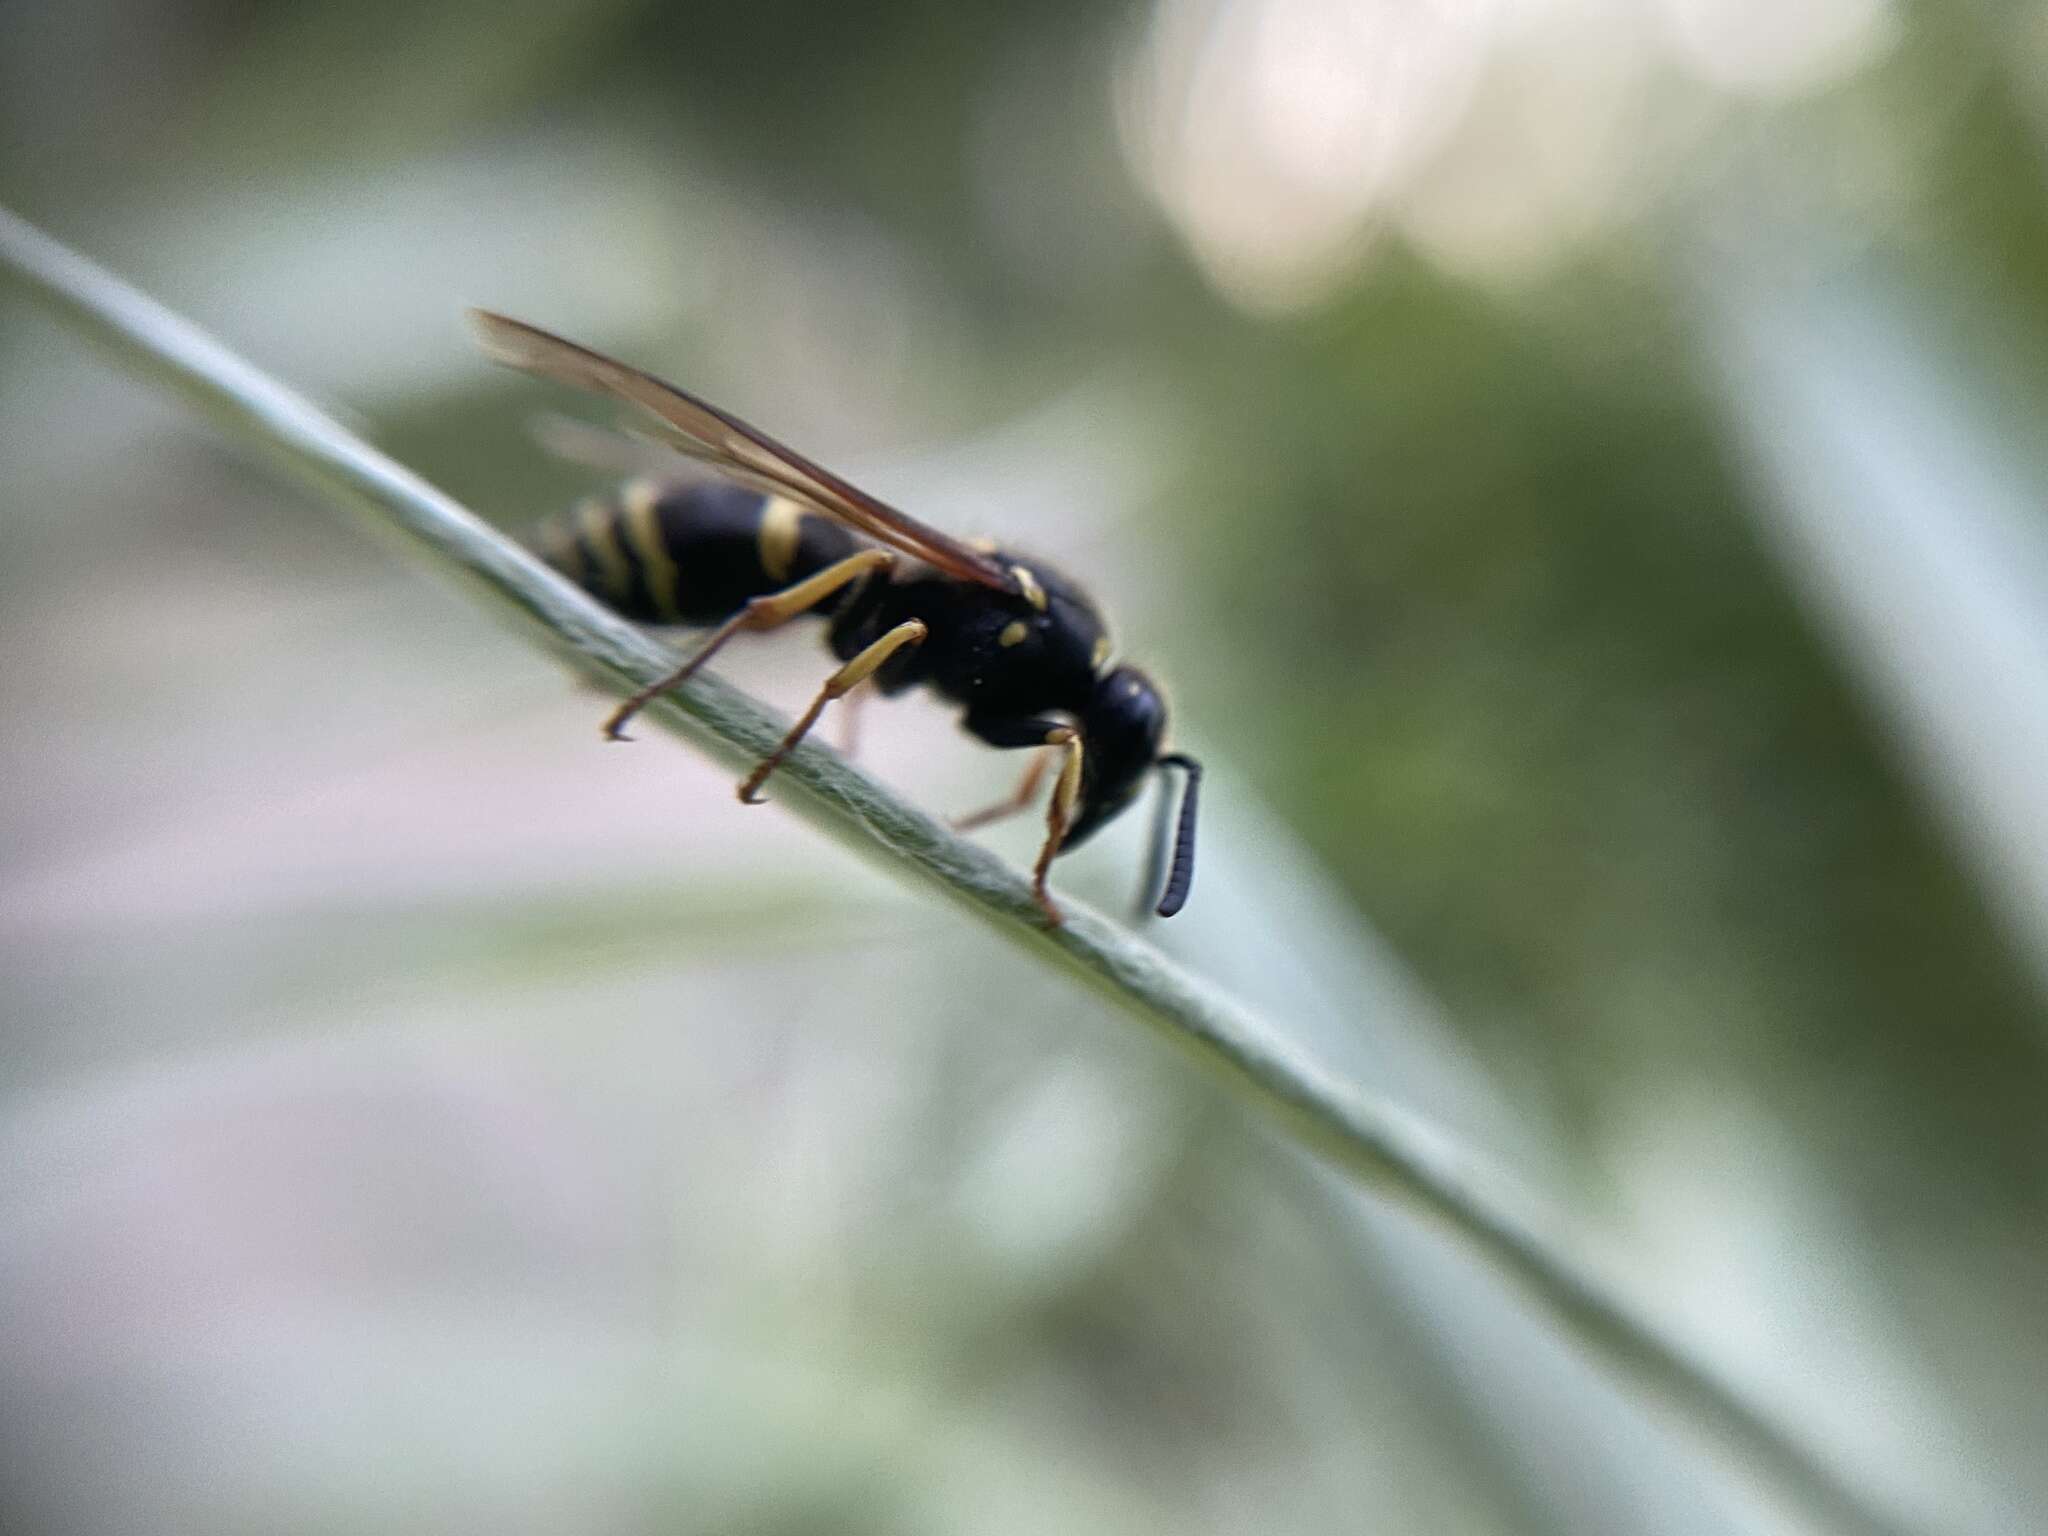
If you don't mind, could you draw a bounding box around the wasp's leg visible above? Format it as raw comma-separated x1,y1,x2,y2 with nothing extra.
952,748,1053,832
603,549,895,741
1028,727,1085,925
837,683,868,759
738,620,928,804
960,710,1085,924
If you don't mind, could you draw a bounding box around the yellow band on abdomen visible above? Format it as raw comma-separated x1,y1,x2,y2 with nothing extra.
620,480,680,619
577,497,635,601
758,495,805,584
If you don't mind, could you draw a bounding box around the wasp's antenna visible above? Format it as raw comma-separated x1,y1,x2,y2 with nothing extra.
1154,753,1201,917
1137,761,1177,918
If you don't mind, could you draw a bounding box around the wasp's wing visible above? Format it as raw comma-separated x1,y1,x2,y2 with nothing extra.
472,311,1016,593
523,410,712,481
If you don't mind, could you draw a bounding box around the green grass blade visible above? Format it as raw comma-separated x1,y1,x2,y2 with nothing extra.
0,203,1916,1536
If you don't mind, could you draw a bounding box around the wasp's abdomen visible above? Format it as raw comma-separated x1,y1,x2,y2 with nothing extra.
532,479,860,626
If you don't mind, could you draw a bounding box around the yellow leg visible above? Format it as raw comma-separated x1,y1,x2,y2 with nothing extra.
953,748,1053,832
1030,728,1085,926
738,620,928,803
603,550,895,741
837,684,868,759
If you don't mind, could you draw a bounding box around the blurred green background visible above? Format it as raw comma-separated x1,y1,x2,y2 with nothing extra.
5,1,2048,1532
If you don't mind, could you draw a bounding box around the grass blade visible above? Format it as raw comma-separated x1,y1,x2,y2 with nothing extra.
0,203,1916,1536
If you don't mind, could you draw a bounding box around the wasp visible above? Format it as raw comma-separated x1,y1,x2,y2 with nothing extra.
471,312,1200,925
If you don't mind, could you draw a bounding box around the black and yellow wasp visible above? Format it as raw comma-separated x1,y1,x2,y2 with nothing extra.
472,312,1199,924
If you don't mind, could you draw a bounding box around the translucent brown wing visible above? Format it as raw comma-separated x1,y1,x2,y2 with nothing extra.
471,310,1017,593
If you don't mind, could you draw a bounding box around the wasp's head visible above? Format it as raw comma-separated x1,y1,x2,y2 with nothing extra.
1064,666,1168,850
1064,666,1202,917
